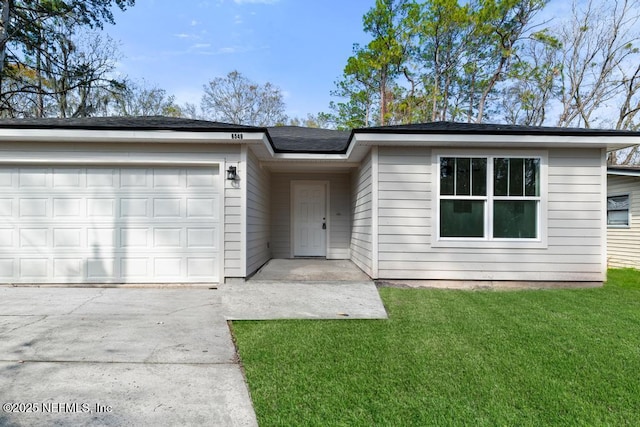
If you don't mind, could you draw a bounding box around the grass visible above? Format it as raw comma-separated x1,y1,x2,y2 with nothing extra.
232,269,640,426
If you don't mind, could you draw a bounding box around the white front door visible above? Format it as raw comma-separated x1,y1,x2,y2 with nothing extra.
293,183,327,257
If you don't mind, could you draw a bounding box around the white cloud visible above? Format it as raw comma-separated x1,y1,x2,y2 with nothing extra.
174,33,192,39
191,20,199,26
233,0,279,4
234,14,243,24
191,43,212,49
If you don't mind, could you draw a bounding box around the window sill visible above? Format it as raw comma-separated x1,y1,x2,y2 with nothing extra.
432,238,548,249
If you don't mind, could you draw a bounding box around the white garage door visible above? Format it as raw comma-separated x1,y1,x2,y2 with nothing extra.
0,166,221,284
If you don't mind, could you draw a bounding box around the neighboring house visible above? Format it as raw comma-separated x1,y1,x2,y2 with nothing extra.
0,117,636,285
607,166,640,268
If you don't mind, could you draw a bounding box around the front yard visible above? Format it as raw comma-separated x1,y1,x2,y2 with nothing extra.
232,269,640,426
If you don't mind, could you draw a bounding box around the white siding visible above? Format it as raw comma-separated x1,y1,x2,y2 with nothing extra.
270,172,351,259
607,174,640,268
350,150,374,276
245,148,271,276
376,146,605,282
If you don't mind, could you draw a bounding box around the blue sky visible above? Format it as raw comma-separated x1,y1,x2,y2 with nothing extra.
107,0,373,119
106,0,573,120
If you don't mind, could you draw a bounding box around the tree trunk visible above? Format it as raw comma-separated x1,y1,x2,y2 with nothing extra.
0,0,12,77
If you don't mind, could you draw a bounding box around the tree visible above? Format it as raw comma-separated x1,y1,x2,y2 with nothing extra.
114,80,182,117
415,0,473,122
200,70,287,126
0,0,135,117
556,0,640,128
463,0,548,123
287,113,333,128
329,0,547,127
331,0,418,128
501,29,562,126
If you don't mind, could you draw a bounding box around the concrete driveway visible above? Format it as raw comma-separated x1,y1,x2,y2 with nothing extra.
0,282,387,426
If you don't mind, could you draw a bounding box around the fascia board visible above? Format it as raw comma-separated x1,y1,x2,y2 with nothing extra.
607,170,640,177
271,152,350,161
351,132,638,151
0,128,266,143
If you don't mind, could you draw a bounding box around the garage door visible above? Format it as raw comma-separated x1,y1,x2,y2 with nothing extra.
0,166,221,284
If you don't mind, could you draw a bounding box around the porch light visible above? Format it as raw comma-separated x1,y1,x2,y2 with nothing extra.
226,166,237,180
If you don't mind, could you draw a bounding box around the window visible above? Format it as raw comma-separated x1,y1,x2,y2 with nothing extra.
607,195,630,227
439,156,541,240
439,158,487,237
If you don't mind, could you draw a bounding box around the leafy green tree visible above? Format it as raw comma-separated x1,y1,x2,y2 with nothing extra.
331,0,418,128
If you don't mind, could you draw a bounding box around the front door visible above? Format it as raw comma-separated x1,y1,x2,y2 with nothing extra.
292,182,327,257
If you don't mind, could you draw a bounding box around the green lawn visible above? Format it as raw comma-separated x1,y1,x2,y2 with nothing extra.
232,269,640,426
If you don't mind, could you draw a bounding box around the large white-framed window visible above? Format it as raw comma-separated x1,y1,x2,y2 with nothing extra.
434,151,547,247
607,194,630,227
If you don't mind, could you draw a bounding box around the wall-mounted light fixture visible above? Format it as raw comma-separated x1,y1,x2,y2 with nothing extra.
226,165,238,181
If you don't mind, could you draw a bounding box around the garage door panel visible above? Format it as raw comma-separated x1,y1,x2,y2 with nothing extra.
121,257,149,278
20,228,48,248
0,199,12,216
154,257,182,277
88,228,117,248
87,257,117,279
154,228,182,248
120,198,149,218
187,228,218,249
53,168,82,187
187,197,219,219
19,169,47,187
0,259,13,277
0,229,13,246
87,169,117,188
20,258,48,278
187,169,216,187
120,169,148,188
187,257,218,278
0,166,220,284
53,228,82,248
54,258,82,279
87,199,116,217
53,198,83,217
153,169,184,188
153,198,182,217
20,199,47,217
0,170,12,186
120,228,149,248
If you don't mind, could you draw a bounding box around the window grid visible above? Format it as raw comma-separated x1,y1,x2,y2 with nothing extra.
438,155,541,241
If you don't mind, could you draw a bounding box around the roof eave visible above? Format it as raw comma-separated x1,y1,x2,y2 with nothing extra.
0,128,267,144
607,167,640,177
351,132,636,150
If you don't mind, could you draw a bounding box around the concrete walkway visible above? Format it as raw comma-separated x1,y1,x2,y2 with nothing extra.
0,277,387,426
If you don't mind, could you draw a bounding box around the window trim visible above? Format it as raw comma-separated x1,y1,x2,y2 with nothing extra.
432,149,548,249
607,193,631,228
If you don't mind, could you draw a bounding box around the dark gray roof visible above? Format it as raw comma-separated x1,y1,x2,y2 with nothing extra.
266,126,351,153
0,116,264,132
356,121,640,137
2,118,638,153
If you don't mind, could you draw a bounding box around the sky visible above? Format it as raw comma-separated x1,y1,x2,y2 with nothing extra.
105,0,374,119
103,0,575,121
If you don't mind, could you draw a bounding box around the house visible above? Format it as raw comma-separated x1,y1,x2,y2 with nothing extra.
607,166,640,268
0,117,636,285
